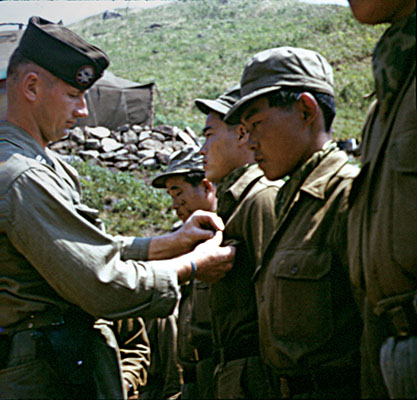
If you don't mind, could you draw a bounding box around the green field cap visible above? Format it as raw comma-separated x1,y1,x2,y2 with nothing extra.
225,46,334,124
195,84,240,118
152,146,205,188
18,16,109,91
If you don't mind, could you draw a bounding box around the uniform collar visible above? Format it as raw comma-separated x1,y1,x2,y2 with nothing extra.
216,163,263,220
300,144,348,200
0,121,54,167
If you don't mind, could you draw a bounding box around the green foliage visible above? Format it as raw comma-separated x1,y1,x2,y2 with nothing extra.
72,0,385,140
72,160,177,236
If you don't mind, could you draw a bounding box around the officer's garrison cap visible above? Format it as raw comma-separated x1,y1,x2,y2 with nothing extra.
17,16,109,90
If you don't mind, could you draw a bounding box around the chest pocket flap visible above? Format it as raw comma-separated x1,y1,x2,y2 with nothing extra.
272,248,331,280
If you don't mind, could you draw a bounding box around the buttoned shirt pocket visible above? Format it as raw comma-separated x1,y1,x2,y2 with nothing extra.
269,248,333,350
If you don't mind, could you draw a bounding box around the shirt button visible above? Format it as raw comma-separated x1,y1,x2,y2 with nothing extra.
291,266,298,275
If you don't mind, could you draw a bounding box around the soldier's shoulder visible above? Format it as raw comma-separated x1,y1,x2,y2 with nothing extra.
0,144,45,188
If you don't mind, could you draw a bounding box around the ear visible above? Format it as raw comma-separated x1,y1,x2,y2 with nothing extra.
297,92,319,128
236,124,250,147
21,72,41,103
202,178,215,195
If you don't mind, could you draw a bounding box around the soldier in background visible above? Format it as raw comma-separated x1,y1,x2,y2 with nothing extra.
150,146,217,399
225,46,363,398
95,318,151,399
346,1,416,398
197,85,282,398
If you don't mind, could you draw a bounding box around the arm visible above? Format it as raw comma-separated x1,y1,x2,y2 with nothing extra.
7,166,233,319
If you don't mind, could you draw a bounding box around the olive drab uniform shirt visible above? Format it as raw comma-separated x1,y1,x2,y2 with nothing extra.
348,11,417,398
0,121,180,330
210,164,282,364
255,143,362,374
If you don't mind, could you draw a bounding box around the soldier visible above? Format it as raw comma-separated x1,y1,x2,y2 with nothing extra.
197,84,283,398
151,146,217,399
346,1,416,398
95,317,151,399
0,16,234,399
225,46,363,398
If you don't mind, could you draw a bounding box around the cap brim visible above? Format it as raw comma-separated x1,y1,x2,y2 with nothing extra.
224,85,283,124
194,98,229,117
151,168,204,188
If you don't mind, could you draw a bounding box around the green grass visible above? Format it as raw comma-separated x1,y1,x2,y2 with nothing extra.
72,0,386,140
68,0,386,236
73,161,177,236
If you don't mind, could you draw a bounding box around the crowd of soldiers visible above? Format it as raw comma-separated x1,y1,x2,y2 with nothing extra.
0,0,415,398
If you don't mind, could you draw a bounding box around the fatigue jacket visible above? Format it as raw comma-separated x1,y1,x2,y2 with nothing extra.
347,12,416,398
255,145,362,374
348,11,417,313
210,164,282,360
0,121,180,330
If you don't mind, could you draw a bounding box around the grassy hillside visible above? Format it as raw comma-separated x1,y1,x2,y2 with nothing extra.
68,0,386,236
72,0,385,140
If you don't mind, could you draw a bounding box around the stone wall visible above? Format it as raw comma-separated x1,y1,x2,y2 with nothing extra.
49,123,201,172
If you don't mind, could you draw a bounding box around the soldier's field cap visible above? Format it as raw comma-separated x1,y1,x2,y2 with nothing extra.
195,84,240,118
152,146,205,188
225,46,334,124
17,16,109,91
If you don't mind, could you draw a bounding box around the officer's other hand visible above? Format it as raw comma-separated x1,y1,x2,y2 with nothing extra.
176,210,225,252
190,230,235,283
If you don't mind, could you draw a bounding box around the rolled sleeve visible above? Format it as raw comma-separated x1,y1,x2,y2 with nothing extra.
120,236,151,261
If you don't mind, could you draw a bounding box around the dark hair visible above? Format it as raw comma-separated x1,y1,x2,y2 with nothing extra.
6,48,33,78
266,89,336,132
183,171,206,187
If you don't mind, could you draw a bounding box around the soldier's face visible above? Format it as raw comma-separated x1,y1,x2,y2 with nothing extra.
36,72,88,146
165,175,216,222
348,0,415,24
242,96,312,181
200,111,242,184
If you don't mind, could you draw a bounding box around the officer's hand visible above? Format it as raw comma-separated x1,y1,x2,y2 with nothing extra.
175,210,225,252
189,230,235,283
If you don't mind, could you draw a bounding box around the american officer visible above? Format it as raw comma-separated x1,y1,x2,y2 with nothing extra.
0,16,234,399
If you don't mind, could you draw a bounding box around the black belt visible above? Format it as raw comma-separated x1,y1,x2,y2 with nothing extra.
213,339,260,365
268,367,360,398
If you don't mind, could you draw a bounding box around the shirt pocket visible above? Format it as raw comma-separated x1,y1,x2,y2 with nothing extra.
388,130,417,269
269,248,333,346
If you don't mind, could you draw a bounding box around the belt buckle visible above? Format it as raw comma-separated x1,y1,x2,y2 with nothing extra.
388,305,410,337
279,377,291,399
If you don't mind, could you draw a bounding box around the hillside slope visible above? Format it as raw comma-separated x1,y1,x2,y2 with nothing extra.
72,0,385,140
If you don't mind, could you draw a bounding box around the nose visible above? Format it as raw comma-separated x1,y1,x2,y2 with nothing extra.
74,94,89,118
247,134,258,152
199,143,206,156
172,197,182,210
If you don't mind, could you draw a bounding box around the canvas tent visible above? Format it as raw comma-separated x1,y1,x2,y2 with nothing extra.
77,70,155,130
0,28,24,120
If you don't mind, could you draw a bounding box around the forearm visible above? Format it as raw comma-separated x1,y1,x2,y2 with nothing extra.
147,231,189,260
